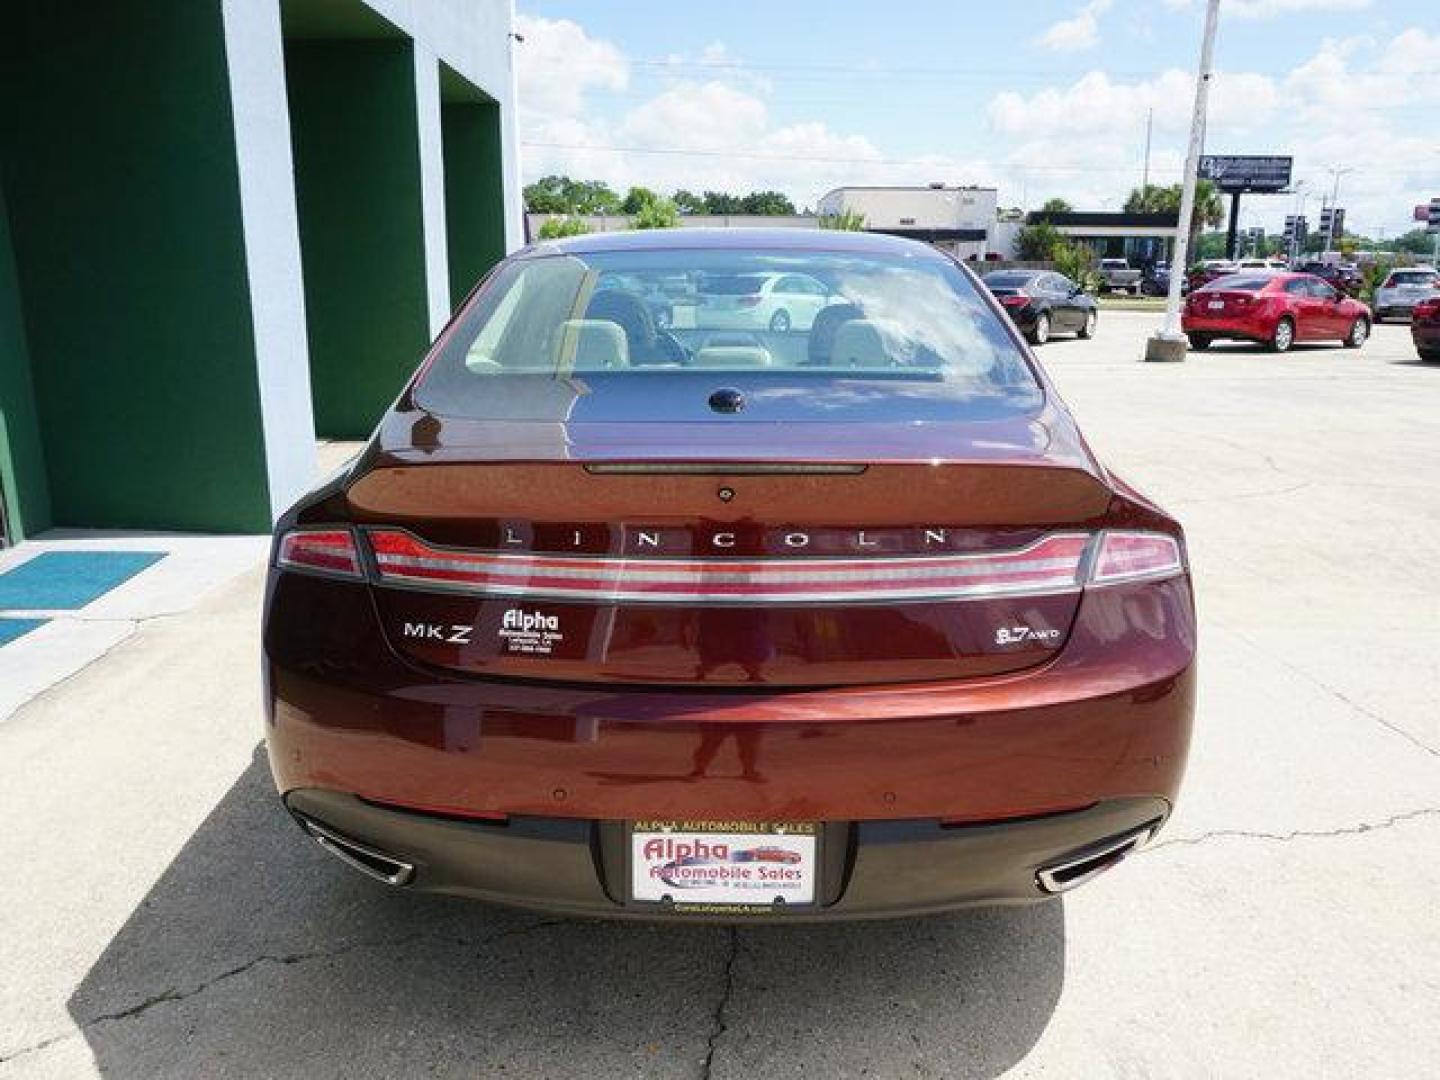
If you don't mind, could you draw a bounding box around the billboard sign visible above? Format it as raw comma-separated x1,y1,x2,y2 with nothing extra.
1198,155,1293,193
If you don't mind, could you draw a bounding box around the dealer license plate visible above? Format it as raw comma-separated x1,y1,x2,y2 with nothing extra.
1208,300,1225,310
630,821,818,907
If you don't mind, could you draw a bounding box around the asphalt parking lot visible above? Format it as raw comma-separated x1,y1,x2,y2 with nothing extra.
1,312,1436,1079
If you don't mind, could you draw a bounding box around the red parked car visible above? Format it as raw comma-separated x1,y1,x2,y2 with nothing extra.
1183,271,1371,352
264,229,1196,921
1413,297,1440,362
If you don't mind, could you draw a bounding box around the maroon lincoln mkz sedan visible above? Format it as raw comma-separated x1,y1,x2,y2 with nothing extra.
264,229,1196,920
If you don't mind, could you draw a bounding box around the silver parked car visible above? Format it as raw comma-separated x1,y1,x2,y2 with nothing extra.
1373,268,1439,322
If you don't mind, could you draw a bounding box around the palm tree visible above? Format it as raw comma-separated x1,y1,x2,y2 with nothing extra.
1124,181,1224,264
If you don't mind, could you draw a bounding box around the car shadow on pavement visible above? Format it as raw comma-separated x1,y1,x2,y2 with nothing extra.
67,747,1065,1078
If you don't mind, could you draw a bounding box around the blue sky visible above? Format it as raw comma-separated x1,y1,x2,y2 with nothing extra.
514,0,1440,238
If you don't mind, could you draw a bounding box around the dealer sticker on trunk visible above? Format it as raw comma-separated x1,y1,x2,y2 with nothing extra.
630,821,818,907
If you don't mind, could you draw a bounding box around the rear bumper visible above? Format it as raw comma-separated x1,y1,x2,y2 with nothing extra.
1181,313,1271,340
285,788,1169,920
265,572,1196,916
1376,294,1427,316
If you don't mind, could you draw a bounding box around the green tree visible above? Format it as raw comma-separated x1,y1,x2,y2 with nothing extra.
633,197,680,230
1387,228,1435,255
1014,221,1066,261
522,175,621,214
1124,180,1223,235
1039,197,1073,213
1052,241,1099,292
818,209,866,231
524,175,571,213
567,179,622,214
535,215,590,240
673,189,705,214
703,191,744,214
740,190,796,215
621,186,661,214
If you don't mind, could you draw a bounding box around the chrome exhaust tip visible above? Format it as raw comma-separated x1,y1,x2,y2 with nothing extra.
1035,823,1156,895
296,815,415,886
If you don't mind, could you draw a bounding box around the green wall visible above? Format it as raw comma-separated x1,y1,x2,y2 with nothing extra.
441,100,507,308
0,178,51,541
286,40,431,438
0,0,273,533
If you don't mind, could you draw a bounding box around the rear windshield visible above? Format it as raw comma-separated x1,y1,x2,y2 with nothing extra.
982,272,1035,288
1386,270,1437,286
1201,274,1272,292
417,248,1040,423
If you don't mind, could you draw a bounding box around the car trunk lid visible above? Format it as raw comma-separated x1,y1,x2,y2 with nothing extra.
346,415,1113,688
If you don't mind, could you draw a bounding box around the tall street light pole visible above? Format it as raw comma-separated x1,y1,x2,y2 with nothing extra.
1145,0,1221,363
1324,165,1353,252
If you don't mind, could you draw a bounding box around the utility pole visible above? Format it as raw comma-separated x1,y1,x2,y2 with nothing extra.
1141,107,1154,193
1145,0,1220,362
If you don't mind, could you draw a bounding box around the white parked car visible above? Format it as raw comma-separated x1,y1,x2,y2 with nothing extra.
696,271,837,332
1373,267,1440,322
1235,258,1287,271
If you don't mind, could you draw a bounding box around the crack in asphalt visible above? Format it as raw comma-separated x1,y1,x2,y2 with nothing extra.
0,919,567,1066
1147,806,1440,853
1217,623,1439,759
700,927,740,1080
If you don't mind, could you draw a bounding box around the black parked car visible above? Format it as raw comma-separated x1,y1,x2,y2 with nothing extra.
1296,261,1363,297
982,270,1098,345
1141,263,1171,296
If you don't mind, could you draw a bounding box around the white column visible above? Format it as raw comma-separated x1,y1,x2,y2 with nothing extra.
413,43,452,337
499,0,526,252
220,0,318,521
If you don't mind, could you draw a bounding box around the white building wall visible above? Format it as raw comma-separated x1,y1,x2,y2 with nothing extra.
411,43,452,337
368,0,523,252
220,0,519,524
220,0,317,522
818,187,997,232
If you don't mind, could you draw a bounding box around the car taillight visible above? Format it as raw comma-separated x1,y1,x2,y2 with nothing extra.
1089,531,1184,586
1000,295,1030,307
737,294,763,308
276,528,363,579
1416,299,1440,320
367,528,1094,604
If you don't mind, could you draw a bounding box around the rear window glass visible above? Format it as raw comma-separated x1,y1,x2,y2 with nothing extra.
1386,271,1437,286
982,272,1034,288
1201,274,1271,292
417,248,1041,423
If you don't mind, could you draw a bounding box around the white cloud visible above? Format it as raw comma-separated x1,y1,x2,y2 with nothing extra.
986,26,1440,235
512,13,1440,236
1037,0,1113,51
513,17,984,207
988,69,1280,139
513,15,628,117
1163,0,1372,18
618,81,769,151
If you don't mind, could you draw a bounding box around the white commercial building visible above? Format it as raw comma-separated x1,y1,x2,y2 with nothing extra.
817,185,999,258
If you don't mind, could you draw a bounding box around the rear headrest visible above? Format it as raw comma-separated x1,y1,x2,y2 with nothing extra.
553,319,629,370
831,319,902,368
808,302,862,364
692,345,772,368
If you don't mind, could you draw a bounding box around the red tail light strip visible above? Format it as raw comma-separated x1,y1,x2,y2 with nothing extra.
366,529,1092,605
276,528,363,579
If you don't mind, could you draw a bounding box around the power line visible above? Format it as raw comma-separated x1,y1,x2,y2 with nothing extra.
518,140,1418,177
519,140,1180,173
